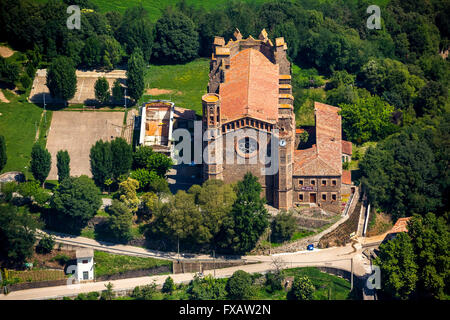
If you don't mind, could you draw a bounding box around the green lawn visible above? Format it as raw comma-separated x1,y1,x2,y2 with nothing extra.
142,58,209,115
94,251,172,277
0,91,43,176
282,267,354,300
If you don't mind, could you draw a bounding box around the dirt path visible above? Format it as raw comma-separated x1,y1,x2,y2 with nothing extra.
0,46,15,58
0,90,9,103
146,88,181,95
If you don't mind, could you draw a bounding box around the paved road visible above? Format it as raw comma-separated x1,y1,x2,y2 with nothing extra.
0,243,372,300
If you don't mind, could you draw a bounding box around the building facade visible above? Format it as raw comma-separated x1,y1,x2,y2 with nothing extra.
202,29,346,213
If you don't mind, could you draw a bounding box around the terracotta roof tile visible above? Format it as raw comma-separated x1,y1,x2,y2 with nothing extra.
342,140,352,155
389,217,411,234
219,48,279,123
342,170,352,185
293,102,342,176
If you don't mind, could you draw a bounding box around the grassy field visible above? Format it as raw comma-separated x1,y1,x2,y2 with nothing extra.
0,90,43,176
142,58,209,115
94,251,172,277
282,267,353,300
8,269,66,284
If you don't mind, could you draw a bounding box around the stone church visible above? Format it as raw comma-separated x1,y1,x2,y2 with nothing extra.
202,29,346,213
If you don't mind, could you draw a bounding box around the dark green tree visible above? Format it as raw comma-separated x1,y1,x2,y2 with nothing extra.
0,57,20,85
46,56,77,102
152,10,199,64
94,77,110,104
107,199,133,242
116,5,154,62
56,150,70,183
288,276,315,300
271,211,297,243
30,142,51,187
375,232,419,300
217,173,269,254
0,135,7,172
225,270,254,300
0,204,42,266
162,276,176,294
111,137,132,179
50,175,102,231
133,146,153,169
35,234,55,254
126,48,145,102
146,152,173,177
80,35,102,68
407,213,450,299
90,140,113,188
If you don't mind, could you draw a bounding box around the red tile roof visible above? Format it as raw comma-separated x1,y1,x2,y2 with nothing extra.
389,217,411,234
219,48,279,123
293,102,342,176
342,170,352,185
342,140,352,155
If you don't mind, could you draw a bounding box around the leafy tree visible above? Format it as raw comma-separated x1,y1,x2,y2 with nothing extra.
407,213,450,299
339,95,397,144
94,77,110,104
126,48,145,102
0,135,7,172
325,70,355,90
187,275,227,300
265,272,283,293
375,232,419,299
139,192,158,221
131,282,158,300
100,35,124,69
271,211,297,243
0,57,20,85
162,276,176,294
0,204,42,266
189,179,237,244
146,152,173,177
110,137,132,179
35,234,55,254
288,276,315,300
30,143,51,187
56,150,70,183
46,56,77,102
117,5,154,62
0,182,17,203
80,35,102,68
360,125,444,219
50,175,102,231
107,199,133,241
112,79,124,103
152,10,199,64
414,81,448,117
90,140,113,188
20,73,32,89
217,173,269,254
225,270,254,300
133,146,153,169
130,168,168,193
152,190,210,249
117,178,140,213
17,181,51,205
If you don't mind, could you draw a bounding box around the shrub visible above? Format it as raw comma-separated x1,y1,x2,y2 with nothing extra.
271,211,297,243
265,272,283,293
162,276,175,294
225,270,254,300
35,234,55,254
288,276,315,300
1,181,17,202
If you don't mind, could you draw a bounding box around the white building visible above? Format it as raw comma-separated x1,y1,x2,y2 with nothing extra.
75,248,94,282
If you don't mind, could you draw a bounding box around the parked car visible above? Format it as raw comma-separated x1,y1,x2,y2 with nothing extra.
307,244,314,251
